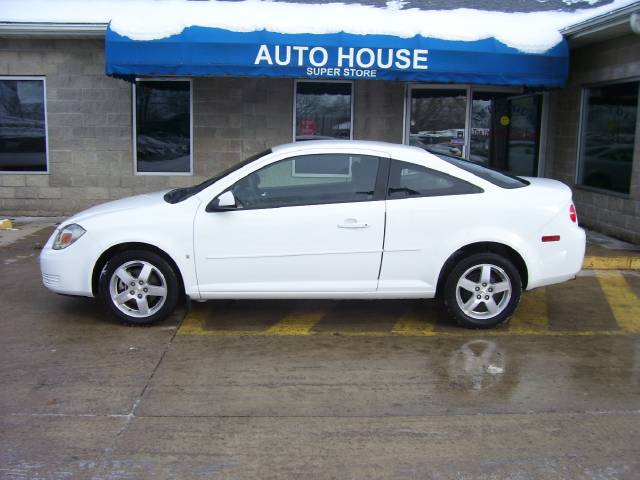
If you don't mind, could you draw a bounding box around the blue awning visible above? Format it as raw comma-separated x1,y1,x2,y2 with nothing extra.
105,24,568,87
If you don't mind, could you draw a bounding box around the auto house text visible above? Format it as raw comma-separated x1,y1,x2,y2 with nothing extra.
255,45,429,77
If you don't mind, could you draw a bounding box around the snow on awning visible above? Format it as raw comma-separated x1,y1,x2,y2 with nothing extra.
105,24,569,87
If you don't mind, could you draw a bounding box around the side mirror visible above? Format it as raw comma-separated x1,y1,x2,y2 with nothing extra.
207,190,237,212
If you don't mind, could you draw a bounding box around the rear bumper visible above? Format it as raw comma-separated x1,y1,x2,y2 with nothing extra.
526,227,586,290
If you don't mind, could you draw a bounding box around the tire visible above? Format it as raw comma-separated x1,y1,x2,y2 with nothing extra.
99,249,179,325
443,252,522,329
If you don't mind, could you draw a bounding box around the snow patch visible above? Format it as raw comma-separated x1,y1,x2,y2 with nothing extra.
1,0,638,53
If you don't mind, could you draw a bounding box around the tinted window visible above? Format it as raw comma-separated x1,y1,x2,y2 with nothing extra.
135,80,191,173
431,150,529,189
164,149,272,204
229,154,379,209
0,78,47,172
295,82,351,141
388,160,482,199
578,81,638,194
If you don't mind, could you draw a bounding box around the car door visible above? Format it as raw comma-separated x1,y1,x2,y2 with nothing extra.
378,159,484,294
193,151,388,295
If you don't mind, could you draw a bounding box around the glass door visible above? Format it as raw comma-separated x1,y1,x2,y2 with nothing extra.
506,95,542,177
470,91,510,168
408,86,544,177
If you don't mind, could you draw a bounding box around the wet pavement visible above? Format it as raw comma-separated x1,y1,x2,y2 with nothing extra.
1,226,639,479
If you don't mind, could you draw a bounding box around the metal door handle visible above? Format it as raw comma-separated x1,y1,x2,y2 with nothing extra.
338,219,370,229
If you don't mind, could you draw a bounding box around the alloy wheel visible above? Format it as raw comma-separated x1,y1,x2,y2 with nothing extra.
455,263,512,320
109,260,168,318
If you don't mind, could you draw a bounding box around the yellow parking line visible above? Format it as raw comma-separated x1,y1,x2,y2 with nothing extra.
178,307,207,335
509,288,548,333
583,255,640,270
597,271,640,333
391,308,436,336
265,308,328,336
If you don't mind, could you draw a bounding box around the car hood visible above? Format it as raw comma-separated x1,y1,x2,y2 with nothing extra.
62,190,171,227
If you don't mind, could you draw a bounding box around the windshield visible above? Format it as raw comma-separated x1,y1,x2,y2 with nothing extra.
423,147,529,189
164,149,272,204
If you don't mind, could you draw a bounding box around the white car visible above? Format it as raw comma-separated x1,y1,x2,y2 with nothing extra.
40,140,585,329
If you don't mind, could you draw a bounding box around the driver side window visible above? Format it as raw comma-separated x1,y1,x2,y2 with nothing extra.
230,154,380,209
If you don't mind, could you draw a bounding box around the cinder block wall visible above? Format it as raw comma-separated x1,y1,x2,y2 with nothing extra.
547,34,640,244
0,38,406,216
0,39,295,215
354,80,405,143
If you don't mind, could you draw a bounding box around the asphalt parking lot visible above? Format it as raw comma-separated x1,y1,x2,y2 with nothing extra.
1,225,639,479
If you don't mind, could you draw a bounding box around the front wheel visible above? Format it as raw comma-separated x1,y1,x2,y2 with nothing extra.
99,250,179,325
443,253,522,329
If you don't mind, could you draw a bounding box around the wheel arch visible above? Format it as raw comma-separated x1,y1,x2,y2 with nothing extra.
91,242,186,298
436,241,528,296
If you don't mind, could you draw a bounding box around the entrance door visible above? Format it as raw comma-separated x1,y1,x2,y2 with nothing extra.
470,91,542,177
408,87,543,177
506,95,542,177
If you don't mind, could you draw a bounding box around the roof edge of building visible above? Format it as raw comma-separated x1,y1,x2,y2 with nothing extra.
0,21,107,37
560,2,640,46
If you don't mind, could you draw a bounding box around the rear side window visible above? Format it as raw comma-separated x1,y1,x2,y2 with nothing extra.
388,160,482,199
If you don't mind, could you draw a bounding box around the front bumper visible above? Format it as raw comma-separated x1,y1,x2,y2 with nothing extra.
39,230,94,297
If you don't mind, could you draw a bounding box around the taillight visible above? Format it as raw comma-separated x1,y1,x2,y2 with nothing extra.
569,204,577,223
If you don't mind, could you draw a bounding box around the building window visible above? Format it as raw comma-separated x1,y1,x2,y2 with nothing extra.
0,77,48,173
578,80,638,194
294,81,352,141
134,79,192,175
409,88,467,158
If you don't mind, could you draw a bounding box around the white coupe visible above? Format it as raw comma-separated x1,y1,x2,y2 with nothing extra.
40,141,585,328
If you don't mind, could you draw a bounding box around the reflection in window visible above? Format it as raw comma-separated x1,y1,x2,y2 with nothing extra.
388,160,482,198
0,78,47,172
470,91,510,166
409,89,467,158
295,82,351,141
135,80,191,174
471,92,541,177
507,95,541,177
230,154,378,209
579,81,638,194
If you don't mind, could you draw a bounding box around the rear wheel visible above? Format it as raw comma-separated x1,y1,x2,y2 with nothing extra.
443,252,522,329
99,250,179,325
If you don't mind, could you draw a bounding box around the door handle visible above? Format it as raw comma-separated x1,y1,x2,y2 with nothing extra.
338,218,370,229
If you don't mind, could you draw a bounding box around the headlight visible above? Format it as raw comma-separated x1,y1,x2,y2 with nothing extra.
52,224,86,250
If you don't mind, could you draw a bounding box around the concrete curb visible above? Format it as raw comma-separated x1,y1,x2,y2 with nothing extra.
583,256,640,270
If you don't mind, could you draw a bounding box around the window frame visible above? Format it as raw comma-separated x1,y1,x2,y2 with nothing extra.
575,77,639,197
218,153,389,211
132,77,194,176
293,79,354,142
0,75,49,175
386,159,483,200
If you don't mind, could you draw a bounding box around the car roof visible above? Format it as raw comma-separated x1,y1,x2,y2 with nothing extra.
271,140,427,157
